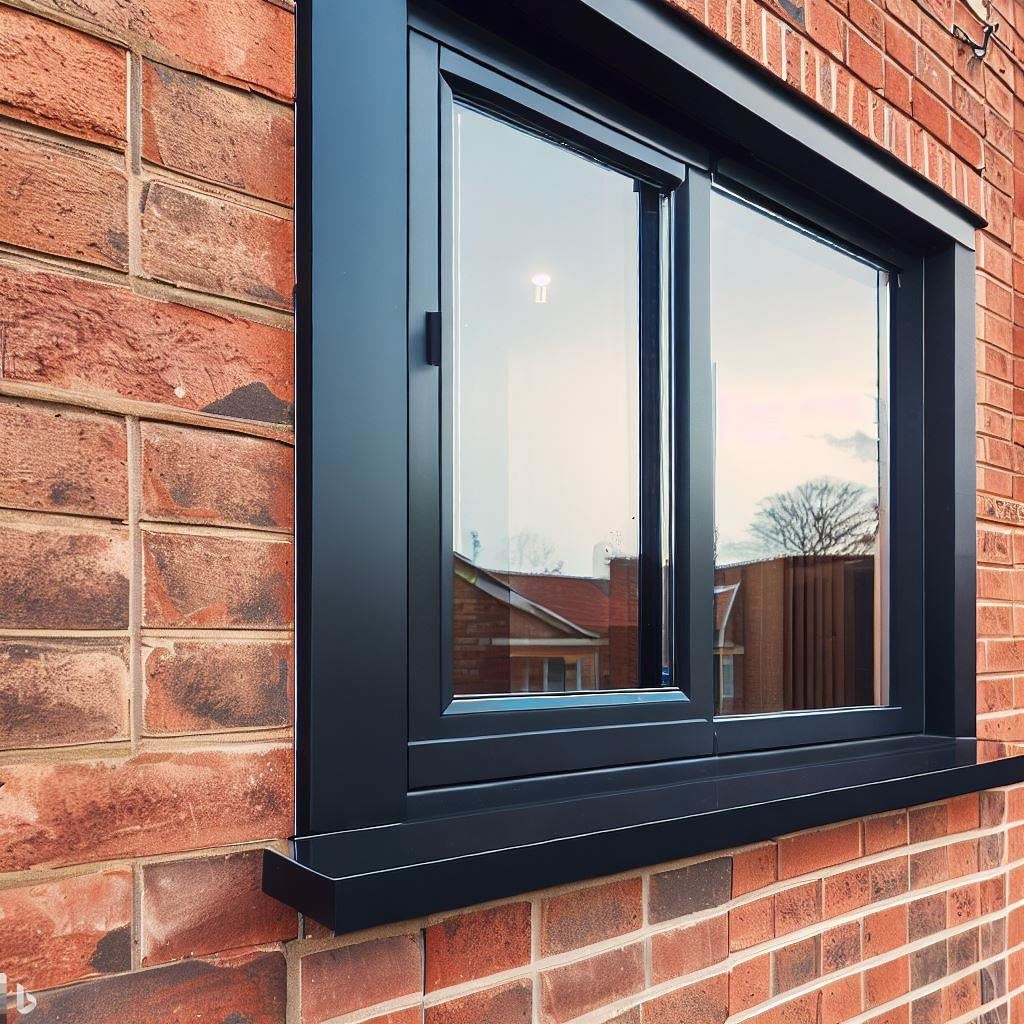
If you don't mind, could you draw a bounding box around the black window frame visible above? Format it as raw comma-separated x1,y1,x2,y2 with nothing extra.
409,39,715,790
408,33,928,793
269,0,1019,935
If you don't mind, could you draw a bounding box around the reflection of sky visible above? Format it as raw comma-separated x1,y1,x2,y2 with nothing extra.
711,191,882,563
454,104,640,577
452,104,883,578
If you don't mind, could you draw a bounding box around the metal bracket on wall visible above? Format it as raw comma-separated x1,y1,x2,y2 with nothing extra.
951,19,998,60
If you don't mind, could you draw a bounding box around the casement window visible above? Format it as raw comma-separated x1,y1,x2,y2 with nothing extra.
266,0,1024,934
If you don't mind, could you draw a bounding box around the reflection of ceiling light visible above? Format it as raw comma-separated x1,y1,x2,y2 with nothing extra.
531,272,551,304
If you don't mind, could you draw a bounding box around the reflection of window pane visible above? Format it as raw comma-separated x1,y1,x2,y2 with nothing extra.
450,103,644,698
711,190,887,716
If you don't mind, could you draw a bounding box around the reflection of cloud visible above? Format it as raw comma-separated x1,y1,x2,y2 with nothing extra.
824,430,877,462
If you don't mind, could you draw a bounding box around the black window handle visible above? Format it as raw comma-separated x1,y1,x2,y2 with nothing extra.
426,311,442,367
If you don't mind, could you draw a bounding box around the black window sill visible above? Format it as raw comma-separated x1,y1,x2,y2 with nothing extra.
264,736,1024,934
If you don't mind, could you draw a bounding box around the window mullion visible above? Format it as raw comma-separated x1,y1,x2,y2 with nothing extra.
638,181,666,690
676,167,715,725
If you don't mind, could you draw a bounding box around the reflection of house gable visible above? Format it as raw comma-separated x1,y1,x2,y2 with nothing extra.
453,553,637,694
454,554,601,640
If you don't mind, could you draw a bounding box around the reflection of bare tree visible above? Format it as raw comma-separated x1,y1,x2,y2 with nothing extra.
508,531,564,574
750,478,878,557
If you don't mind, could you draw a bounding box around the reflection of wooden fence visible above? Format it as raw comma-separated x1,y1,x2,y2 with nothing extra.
715,555,875,714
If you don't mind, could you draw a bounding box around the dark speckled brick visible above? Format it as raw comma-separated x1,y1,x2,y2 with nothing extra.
909,894,946,941
28,953,285,1024
948,928,979,972
773,936,819,994
649,857,732,923
909,940,947,988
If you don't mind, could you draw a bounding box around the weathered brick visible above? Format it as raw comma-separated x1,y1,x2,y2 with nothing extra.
864,905,908,957
911,940,949,988
426,980,531,1024
652,913,729,980
884,58,912,112
0,263,292,424
807,0,844,57
142,61,293,204
0,397,127,518
729,894,774,951
949,927,980,972
776,880,822,935
0,127,126,269
143,638,292,734
649,856,732,922
732,842,777,896
912,989,943,1024
0,869,131,991
909,802,948,842
139,180,293,309
952,116,983,166
910,845,949,889
822,920,861,973
29,951,286,1024
141,422,292,529
864,810,907,853
849,0,882,41
912,81,950,142
941,971,981,1019
364,1012,422,1024
949,792,980,832
602,1011,642,1024
540,944,644,1023
0,638,129,749
539,878,641,956
774,935,820,993
909,893,946,941
142,849,296,965
948,882,981,925
425,902,531,992
0,6,126,148
866,956,910,1008
642,972,729,1024
820,973,863,1024
32,0,293,101
300,934,421,1023
0,518,129,629
143,529,292,628
0,746,291,871
730,954,771,1014
779,822,862,878
848,29,884,87
824,866,870,915
872,854,910,898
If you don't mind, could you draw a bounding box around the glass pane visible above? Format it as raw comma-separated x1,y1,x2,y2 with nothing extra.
450,103,660,697
711,189,888,716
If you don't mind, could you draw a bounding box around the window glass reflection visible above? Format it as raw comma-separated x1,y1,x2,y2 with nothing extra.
711,190,888,716
450,103,650,697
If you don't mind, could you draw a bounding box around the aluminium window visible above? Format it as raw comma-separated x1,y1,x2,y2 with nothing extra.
266,0,1022,935
407,38,917,791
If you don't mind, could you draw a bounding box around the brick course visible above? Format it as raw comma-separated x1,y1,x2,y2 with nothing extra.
1,0,1024,1022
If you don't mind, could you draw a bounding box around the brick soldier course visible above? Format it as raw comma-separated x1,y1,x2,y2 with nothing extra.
3,0,1024,1022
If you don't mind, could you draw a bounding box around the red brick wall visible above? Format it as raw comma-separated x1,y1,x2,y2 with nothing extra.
0,0,297,1019
3,0,1024,1022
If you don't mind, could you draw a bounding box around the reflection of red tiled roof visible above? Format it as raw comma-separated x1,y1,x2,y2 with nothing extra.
499,572,611,634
